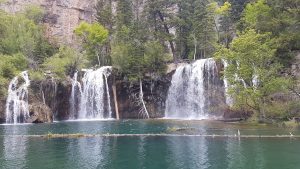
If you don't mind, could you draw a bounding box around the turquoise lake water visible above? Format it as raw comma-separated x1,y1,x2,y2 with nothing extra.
0,120,299,169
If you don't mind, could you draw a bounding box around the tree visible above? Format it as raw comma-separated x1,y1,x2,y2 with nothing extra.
74,22,109,66
175,0,193,60
215,1,233,48
96,0,114,31
143,41,167,76
43,46,86,79
0,8,55,69
228,0,250,23
143,0,177,61
95,0,114,66
192,0,217,59
116,0,133,30
0,53,28,96
216,29,289,121
241,0,300,65
242,0,272,29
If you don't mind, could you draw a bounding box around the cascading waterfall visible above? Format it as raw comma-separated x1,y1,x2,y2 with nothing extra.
5,71,30,124
69,71,82,119
41,76,58,118
221,60,260,107
223,60,233,106
165,59,225,119
76,66,113,119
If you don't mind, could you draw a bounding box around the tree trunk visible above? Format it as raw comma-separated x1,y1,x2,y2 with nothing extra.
139,79,149,119
96,50,101,66
112,79,120,120
157,11,176,61
193,34,197,60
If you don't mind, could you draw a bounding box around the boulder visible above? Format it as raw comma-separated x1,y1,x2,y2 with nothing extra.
28,103,53,123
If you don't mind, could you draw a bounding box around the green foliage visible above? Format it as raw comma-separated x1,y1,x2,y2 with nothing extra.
116,0,133,29
242,0,271,29
96,0,114,30
0,9,55,67
75,22,109,45
216,2,232,15
0,54,28,79
29,70,44,81
112,40,167,81
175,0,218,60
0,53,28,96
143,41,167,75
240,0,300,65
75,22,109,66
216,29,290,120
43,47,86,79
23,5,44,23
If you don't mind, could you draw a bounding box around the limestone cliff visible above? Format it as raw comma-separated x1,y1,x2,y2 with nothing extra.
0,0,97,44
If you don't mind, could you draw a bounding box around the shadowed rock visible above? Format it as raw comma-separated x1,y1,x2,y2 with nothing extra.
28,103,53,123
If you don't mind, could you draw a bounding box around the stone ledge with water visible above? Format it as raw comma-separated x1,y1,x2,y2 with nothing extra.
1,59,237,124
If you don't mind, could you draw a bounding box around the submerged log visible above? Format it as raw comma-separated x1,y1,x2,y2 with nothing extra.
218,118,245,122
3,133,300,139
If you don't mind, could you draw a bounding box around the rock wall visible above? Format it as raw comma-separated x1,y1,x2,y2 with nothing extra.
0,63,240,123
28,79,54,123
46,72,173,120
0,0,97,44
0,99,5,123
116,75,172,119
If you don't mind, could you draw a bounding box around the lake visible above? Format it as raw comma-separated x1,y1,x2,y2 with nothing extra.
0,120,299,169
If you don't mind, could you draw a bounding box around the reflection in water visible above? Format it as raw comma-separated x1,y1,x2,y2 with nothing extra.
167,132,209,169
3,126,28,169
67,121,110,168
0,121,299,169
252,140,265,169
226,137,246,169
77,137,108,168
137,136,146,168
226,130,266,169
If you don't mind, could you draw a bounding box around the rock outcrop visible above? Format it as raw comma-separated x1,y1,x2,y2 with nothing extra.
28,103,53,123
116,75,172,119
0,62,249,123
0,99,6,123
0,0,97,44
54,79,72,120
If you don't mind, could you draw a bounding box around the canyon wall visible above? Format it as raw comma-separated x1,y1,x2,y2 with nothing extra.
0,0,97,44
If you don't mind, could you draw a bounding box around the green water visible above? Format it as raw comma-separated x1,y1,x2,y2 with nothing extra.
0,120,300,169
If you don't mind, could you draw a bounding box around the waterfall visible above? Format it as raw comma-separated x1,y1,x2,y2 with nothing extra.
5,71,31,124
165,59,225,119
77,66,113,119
220,60,259,107
223,60,233,106
69,71,82,119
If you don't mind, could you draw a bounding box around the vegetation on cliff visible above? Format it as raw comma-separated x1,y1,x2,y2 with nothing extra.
0,0,299,121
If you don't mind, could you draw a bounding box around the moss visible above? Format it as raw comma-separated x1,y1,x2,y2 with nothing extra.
280,120,300,129
29,70,45,81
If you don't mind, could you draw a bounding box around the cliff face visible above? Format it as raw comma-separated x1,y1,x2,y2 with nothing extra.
0,0,97,44
116,76,172,119
0,99,5,123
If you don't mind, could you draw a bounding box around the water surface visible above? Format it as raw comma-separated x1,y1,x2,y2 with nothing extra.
0,120,299,169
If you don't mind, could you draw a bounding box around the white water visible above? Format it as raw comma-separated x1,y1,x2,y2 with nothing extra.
221,60,260,107
69,71,82,119
77,66,113,119
223,60,233,106
5,71,31,124
165,59,223,119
